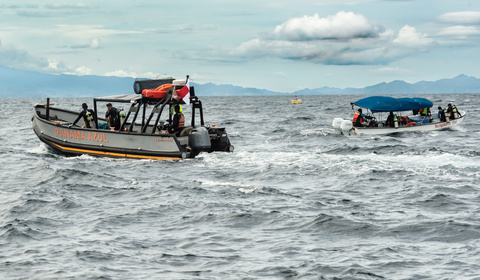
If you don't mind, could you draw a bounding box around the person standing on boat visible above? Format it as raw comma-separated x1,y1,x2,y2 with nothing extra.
170,104,185,135
69,103,96,128
105,103,120,130
438,106,446,122
386,112,395,127
446,104,460,119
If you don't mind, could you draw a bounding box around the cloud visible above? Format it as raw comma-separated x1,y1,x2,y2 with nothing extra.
15,10,54,18
69,38,102,49
44,3,96,9
189,73,215,82
12,3,95,18
103,70,169,79
268,12,383,41
0,40,51,71
437,25,480,37
0,38,94,75
393,25,435,48
371,67,412,75
437,11,480,24
150,24,218,34
57,25,142,39
225,14,437,66
72,66,92,76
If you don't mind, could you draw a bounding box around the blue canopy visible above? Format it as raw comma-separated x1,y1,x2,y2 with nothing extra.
352,96,433,113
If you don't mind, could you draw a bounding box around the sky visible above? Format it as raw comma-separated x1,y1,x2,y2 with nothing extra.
0,0,479,92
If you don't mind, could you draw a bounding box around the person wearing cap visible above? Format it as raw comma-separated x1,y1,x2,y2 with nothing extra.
69,103,96,128
105,103,121,130
446,103,460,120
169,104,185,135
352,108,366,127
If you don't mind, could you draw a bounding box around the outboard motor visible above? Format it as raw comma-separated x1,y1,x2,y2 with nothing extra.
340,120,353,135
332,118,343,134
208,127,234,152
188,126,211,151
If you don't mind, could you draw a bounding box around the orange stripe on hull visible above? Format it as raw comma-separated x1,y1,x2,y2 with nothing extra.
50,142,181,160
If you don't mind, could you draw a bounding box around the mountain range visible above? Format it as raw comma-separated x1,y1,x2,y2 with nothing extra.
0,65,479,98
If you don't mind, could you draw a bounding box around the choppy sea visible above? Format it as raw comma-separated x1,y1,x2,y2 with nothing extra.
1,94,480,279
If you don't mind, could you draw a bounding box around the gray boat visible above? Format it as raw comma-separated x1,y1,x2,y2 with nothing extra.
32,77,234,160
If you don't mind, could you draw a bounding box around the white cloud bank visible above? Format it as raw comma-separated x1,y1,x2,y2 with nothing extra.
229,12,437,65
268,12,383,41
437,11,480,24
436,11,480,40
437,26,480,37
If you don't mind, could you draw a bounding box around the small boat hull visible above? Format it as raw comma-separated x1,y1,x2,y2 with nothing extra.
291,100,302,104
355,116,465,135
332,112,466,136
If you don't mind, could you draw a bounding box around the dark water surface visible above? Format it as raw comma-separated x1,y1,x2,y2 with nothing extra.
1,94,480,279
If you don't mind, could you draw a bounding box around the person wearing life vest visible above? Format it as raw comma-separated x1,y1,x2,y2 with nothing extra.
170,104,185,135
420,108,428,116
352,108,366,127
105,103,121,130
69,103,96,128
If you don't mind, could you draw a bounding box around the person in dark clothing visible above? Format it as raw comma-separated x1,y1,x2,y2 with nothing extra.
69,103,96,128
446,103,460,120
438,106,446,122
105,103,120,130
352,108,365,127
169,105,185,135
386,111,395,127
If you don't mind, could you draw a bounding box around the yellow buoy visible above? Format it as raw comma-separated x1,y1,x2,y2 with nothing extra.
291,92,302,104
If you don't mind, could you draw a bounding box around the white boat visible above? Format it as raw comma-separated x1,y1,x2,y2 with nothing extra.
332,96,466,135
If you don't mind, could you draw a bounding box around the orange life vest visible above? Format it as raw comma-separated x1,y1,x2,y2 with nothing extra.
178,114,185,128
353,112,364,123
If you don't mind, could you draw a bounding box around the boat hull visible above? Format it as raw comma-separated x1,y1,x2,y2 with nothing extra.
32,105,230,159
354,113,466,135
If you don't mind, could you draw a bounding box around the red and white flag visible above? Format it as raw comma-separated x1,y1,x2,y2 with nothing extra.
174,78,190,105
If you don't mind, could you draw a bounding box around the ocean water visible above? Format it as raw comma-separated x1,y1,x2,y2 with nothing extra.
1,94,480,279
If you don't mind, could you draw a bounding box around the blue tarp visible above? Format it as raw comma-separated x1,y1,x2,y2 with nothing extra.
352,96,433,113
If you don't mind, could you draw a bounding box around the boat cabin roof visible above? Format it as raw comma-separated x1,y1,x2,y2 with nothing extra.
94,94,141,103
352,96,433,113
